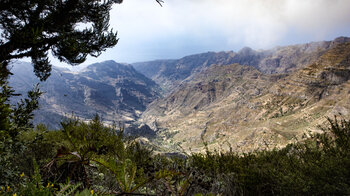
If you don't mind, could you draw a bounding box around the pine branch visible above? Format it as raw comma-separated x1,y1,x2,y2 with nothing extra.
156,0,164,7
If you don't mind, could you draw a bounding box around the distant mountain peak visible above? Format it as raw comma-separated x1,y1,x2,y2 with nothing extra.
333,36,350,44
238,46,254,54
9,60,161,129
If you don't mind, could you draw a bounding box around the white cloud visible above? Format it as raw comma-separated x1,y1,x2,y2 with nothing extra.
54,0,350,66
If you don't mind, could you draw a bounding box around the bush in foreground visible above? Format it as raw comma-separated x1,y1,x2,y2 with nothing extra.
1,117,349,195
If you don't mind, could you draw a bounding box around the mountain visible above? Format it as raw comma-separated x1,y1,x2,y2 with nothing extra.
9,60,161,128
133,37,350,94
139,41,350,153
8,37,350,153
132,52,238,93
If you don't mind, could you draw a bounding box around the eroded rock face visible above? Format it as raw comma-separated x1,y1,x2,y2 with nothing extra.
140,41,350,153
9,60,161,128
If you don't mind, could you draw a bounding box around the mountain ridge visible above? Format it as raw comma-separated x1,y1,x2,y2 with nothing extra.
8,37,350,153
133,36,350,94
139,41,350,153
9,60,161,128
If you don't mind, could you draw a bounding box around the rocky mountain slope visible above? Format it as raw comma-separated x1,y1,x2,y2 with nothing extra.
133,37,350,93
8,37,350,153
9,60,161,128
139,41,350,153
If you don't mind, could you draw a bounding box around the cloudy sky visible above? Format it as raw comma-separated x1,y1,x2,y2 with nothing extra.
54,0,350,67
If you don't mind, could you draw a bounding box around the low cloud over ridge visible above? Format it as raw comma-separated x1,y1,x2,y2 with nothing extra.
55,0,350,66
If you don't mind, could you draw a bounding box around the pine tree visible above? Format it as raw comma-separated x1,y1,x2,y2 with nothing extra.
0,0,123,81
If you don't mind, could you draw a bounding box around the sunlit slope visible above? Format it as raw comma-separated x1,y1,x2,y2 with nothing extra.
140,42,350,153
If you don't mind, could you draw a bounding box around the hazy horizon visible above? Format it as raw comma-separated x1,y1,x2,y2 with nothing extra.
28,0,350,68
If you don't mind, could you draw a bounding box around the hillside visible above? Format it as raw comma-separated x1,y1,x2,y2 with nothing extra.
8,37,350,152
133,37,350,94
9,60,161,128
139,42,350,153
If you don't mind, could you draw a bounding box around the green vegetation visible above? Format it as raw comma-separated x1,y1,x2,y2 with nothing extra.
191,118,350,195
0,0,126,81
1,2,349,194
1,81,350,195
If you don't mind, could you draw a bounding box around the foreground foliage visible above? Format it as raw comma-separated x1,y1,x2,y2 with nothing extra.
1,86,350,195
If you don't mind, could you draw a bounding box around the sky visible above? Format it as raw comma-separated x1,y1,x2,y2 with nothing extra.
52,0,350,68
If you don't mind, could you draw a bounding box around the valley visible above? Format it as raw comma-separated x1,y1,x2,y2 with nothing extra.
9,37,350,153
140,40,350,153
2,1,350,194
